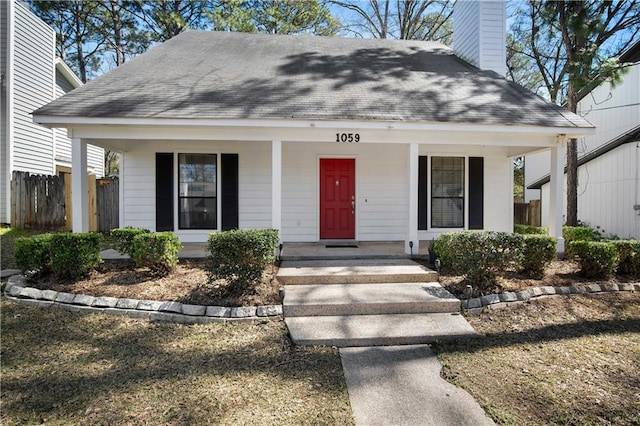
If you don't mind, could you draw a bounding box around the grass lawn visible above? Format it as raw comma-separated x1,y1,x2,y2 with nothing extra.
437,293,640,425
1,299,353,425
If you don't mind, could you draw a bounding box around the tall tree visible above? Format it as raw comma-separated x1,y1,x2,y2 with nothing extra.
508,0,640,226
330,0,452,43
95,0,149,68
29,1,103,83
133,0,210,42
210,0,340,35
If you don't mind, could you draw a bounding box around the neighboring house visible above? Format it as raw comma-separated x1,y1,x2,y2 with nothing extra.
525,40,640,238
0,0,104,225
33,1,593,253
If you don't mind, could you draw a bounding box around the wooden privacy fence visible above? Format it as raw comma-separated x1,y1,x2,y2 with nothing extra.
11,171,65,229
514,200,541,227
11,171,119,232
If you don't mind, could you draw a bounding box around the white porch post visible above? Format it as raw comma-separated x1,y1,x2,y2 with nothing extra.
272,140,282,241
406,143,419,254
549,139,566,254
71,137,89,232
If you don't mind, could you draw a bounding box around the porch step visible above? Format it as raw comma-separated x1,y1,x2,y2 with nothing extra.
277,259,438,285
283,283,460,317
285,313,477,347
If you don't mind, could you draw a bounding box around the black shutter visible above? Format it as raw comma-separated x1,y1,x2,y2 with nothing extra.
221,153,239,230
418,156,428,230
156,153,174,231
468,157,484,230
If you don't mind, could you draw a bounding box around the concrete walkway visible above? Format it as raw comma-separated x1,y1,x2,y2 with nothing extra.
340,345,495,426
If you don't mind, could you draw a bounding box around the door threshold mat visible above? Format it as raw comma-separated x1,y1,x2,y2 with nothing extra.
325,244,359,248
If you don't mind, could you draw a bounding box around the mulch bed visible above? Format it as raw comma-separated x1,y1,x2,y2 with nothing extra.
27,259,282,307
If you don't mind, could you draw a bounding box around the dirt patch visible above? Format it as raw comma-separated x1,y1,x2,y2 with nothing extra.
28,259,282,307
437,260,638,298
437,292,640,425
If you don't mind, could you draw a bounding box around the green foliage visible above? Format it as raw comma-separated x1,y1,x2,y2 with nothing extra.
610,240,640,276
209,0,340,36
206,229,279,295
131,232,182,276
432,231,523,293
110,227,151,257
49,233,103,280
14,233,54,279
569,241,619,279
520,235,556,279
514,224,547,235
563,225,599,257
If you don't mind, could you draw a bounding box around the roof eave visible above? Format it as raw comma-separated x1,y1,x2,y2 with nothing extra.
54,58,83,89
32,115,596,138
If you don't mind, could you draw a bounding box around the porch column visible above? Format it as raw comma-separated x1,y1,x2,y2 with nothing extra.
406,143,419,254
549,139,566,254
272,140,282,240
71,137,89,232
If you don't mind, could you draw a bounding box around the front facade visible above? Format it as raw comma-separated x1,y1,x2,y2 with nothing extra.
33,4,593,253
0,0,103,224
526,41,640,238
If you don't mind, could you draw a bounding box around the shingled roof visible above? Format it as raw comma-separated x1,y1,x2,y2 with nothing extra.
34,31,592,129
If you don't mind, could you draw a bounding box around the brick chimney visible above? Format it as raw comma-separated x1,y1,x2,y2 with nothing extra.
453,0,506,76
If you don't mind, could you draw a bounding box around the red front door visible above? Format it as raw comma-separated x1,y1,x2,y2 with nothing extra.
320,159,355,239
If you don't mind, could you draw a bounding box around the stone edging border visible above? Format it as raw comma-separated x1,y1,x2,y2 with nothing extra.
3,275,282,324
462,283,640,315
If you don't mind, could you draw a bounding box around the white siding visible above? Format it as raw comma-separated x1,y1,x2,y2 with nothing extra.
483,155,513,232
540,143,640,238
122,140,271,242
453,0,506,76
53,69,104,176
12,1,55,175
282,142,408,242
525,64,640,199
577,65,640,155
1,0,9,223
523,150,549,202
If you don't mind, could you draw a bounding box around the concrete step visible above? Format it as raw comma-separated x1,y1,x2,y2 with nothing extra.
277,259,438,285
285,313,477,347
283,282,460,317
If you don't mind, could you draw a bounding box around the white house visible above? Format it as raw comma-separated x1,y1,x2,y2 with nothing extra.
0,0,104,225
32,1,593,253
525,40,640,238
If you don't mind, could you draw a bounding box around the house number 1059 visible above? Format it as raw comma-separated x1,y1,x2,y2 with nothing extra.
336,133,360,143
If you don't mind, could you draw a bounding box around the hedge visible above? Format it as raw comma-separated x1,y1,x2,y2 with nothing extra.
14,233,54,279
514,225,547,235
520,235,556,278
206,229,279,295
563,226,599,257
569,241,619,279
49,233,103,280
432,231,523,292
110,227,151,257
131,232,182,276
610,240,640,276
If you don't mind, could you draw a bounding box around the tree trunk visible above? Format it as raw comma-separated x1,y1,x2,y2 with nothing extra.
566,138,578,226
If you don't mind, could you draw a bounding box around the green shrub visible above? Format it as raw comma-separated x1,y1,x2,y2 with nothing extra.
131,232,182,276
563,226,599,258
569,241,619,279
432,231,523,292
514,224,547,235
14,233,54,279
206,229,279,295
610,240,640,276
49,233,103,280
110,227,151,257
520,235,556,279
